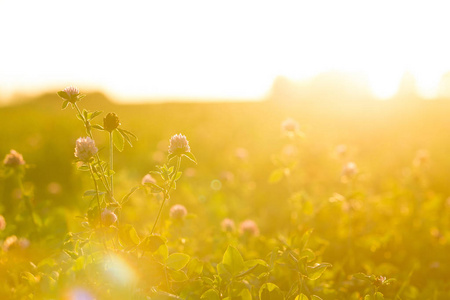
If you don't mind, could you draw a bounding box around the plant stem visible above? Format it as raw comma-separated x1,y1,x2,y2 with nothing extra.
17,175,37,227
150,156,181,235
109,131,114,195
89,163,108,252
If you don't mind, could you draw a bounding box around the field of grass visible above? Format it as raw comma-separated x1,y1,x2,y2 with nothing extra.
1,91,450,299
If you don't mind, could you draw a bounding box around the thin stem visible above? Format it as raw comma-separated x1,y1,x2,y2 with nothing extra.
109,131,114,195
89,163,108,252
17,175,37,227
150,156,181,235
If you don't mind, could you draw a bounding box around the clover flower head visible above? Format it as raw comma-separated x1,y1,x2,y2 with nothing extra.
281,118,300,133
74,137,98,162
239,219,259,237
101,209,117,227
168,134,190,155
63,86,79,96
342,162,358,179
3,150,25,167
221,218,235,232
141,174,156,185
1,236,27,252
169,204,187,220
103,112,121,132
0,215,5,231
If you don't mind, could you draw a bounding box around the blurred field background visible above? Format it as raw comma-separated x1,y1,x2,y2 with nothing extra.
2,87,450,297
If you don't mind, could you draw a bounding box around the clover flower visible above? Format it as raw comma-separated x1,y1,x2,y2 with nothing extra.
0,215,5,231
103,112,121,132
239,219,259,236
3,150,25,167
2,235,28,252
101,209,117,227
168,134,191,155
62,86,80,103
281,118,300,133
74,137,98,162
341,162,358,179
141,174,156,185
221,218,235,232
169,204,187,220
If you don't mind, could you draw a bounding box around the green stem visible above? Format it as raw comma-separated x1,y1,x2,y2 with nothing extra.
150,156,181,235
89,163,108,252
17,175,37,227
109,131,114,195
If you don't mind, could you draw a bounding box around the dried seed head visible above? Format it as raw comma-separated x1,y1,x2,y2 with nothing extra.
103,112,121,132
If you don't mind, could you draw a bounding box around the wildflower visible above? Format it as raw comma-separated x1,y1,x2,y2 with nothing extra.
61,86,80,103
0,215,5,231
221,218,235,232
3,150,25,167
141,174,156,185
341,162,358,180
281,118,300,133
169,204,187,220
239,219,259,237
74,137,98,162
1,236,27,252
103,112,121,132
168,134,191,155
101,209,118,227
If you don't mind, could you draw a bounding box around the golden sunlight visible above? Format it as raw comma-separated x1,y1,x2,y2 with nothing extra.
0,0,449,102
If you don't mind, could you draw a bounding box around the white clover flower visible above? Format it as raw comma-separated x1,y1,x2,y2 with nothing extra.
141,174,156,185
239,219,259,237
3,150,25,167
74,137,98,162
1,236,27,252
168,134,191,155
101,208,117,226
169,204,187,220
221,218,235,232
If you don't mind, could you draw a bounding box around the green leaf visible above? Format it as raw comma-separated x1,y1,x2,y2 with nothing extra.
259,283,284,300
295,294,309,300
91,124,104,130
140,235,166,252
294,228,314,250
269,168,285,183
83,190,105,197
183,152,197,164
21,272,38,285
354,273,374,283
222,245,246,277
299,248,315,262
166,253,190,271
57,91,69,100
119,128,138,140
307,263,331,280
89,110,102,120
168,269,189,282
118,224,140,246
187,257,204,278
311,296,323,300
61,100,70,109
113,129,124,152
201,289,220,300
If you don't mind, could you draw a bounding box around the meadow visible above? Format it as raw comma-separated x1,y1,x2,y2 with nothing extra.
1,90,450,299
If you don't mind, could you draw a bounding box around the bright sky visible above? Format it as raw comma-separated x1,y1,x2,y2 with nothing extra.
1,0,450,103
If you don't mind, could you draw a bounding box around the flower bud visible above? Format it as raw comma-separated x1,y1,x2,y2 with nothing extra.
103,113,121,132
101,209,118,227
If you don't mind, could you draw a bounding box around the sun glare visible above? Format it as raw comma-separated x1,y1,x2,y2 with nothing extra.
0,0,449,102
